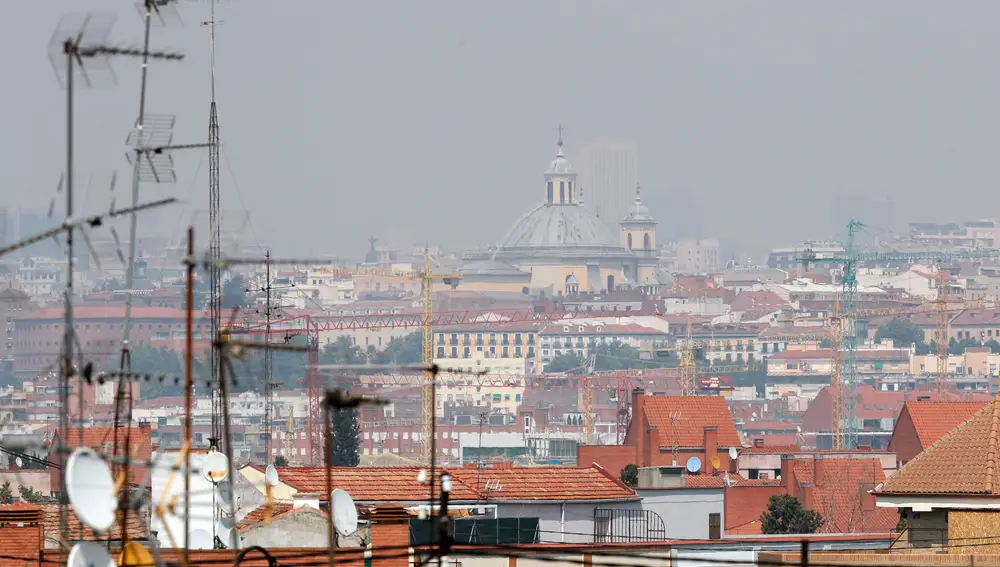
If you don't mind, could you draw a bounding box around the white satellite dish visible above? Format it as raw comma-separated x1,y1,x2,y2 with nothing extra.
330,489,358,537
686,456,702,473
14,457,22,468
68,542,116,567
216,519,238,549
188,528,214,550
264,465,280,487
728,447,739,460
66,447,117,533
215,479,234,515
202,451,229,483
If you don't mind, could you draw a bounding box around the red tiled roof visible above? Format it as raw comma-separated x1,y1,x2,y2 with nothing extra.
0,504,41,567
240,502,293,528
40,504,146,543
17,306,199,320
729,291,791,314
237,503,322,532
950,308,1000,326
52,426,152,489
263,466,483,501
879,400,1000,495
901,401,989,449
643,396,741,448
807,458,898,534
450,465,637,501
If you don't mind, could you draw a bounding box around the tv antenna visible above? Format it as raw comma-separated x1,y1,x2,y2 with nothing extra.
46,9,183,549
200,0,226,454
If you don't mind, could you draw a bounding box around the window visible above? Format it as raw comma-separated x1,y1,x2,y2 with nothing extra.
627,233,633,250
547,181,553,203
559,181,565,203
643,233,651,249
708,513,721,539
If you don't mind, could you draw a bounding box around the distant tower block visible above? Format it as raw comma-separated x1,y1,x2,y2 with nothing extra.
580,140,638,230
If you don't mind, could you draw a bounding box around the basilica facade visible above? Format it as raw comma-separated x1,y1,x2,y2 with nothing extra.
461,134,659,295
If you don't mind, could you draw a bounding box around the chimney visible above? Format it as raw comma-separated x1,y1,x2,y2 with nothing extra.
753,438,764,448
633,388,646,466
368,503,411,567
813,456,826,486
780,456,797,495
703,426,718,474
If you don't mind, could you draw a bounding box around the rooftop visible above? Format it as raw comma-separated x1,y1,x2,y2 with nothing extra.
642,396,741,448
878,399,1000,495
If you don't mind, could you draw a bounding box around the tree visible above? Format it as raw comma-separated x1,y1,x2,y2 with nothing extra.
0,481,12,504
274,455,289,467
113,345,186,399
18,485,42,504
331,406,360,467
987,339,1000,354
760,494,823,534
222,274,250,310
875,318,925,348
544,351,585,373
620,464,638,488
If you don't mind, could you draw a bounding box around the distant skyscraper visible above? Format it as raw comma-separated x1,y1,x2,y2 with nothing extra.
579,141,638,229
0,207,10,249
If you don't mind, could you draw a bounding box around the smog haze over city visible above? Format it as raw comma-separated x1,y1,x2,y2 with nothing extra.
5,0,1000,259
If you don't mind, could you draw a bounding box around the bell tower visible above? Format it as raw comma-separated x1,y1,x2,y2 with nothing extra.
620,183,658,284
544,126,577,205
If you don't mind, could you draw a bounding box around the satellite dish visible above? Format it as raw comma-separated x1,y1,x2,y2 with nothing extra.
118,542,153,567
265,465,280,487
216,519,235,549
66,447,117,533
330,489,359,537
729,447,739,460
68,542,116,567
202,451,229,483
215,479,234,515
686,456,702,473
711,455,721,470
14,457,22,468
188,528,214,550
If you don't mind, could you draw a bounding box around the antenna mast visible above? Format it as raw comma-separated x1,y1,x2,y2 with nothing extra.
263,251,276,459
203,0,224,450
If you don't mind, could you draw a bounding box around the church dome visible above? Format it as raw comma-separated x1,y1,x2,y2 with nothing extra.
502,204,622,252
545,128,574,176
621,183,656,224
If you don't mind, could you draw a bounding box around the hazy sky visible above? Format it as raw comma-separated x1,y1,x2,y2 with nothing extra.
5,1,1000,262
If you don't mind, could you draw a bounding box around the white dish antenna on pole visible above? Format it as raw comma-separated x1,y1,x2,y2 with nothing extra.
188,528,214,550
66,447,117,533
68,542,117,567
330,488,358,537
202,451,229,483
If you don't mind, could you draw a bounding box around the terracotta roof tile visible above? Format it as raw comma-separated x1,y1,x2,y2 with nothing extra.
267,466,482,501
237,503,322,532
879,400,1000,495
52,426,152,489
0,504,41,567
240,502,293,527
450,465,637,501
643,396,741,448
809,458,897,533
902,401,989,448
40,504,146,543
